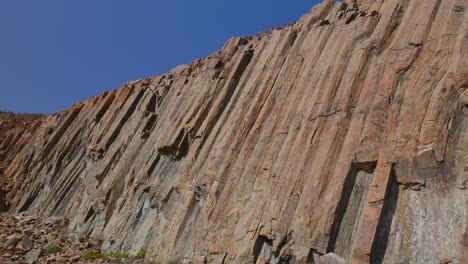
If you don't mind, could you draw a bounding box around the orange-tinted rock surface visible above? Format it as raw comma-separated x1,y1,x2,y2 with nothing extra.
1,0,467,263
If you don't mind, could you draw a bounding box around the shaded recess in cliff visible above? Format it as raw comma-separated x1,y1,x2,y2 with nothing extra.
327,162,376,260
370,168,399,264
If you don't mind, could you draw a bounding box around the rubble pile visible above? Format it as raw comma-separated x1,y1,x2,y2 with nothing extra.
0,213,144,263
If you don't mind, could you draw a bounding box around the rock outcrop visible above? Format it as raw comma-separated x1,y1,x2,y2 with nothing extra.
0,112,43,212
1,0,467,263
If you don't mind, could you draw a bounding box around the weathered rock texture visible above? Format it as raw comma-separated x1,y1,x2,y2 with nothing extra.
2,0,467,263
0,112,43,212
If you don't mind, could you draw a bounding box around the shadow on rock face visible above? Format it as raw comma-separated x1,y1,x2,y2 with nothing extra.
0,189,9,213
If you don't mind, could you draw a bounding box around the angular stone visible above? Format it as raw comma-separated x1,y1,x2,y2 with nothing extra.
21,236,34,251
45,233,55,243
24,249,41,263
3,234,21,250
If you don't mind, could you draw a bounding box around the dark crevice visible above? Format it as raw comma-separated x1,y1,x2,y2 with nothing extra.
428,0,442,34
179,45,249,144
104,89,145,151
286,30,298,48
253,235,273,264
84,207,98,236
84,207,96,223
141,114,158,139
345,12,359,24
0,134,14,151
198,50,254,144
104,187,112,204
327,169,358,253
309,109,344,121
307,248,322,263
95,86,134,145
102,176,125,231
41,106,82,160
18,184,43,212
134,206,144,229
52,163,86,216
0,189,9,213
51,151,65,184
370,168,400,264
339,2,348,12
95,92,116,123
95,147,121,184
51,162,85,216
319,19,330,26
160,187,175,207
50,128,82,185
408,42,423,47
306,0,335,28
355,161,378,174
146,155,160,178
157,129,190,160
401,180,426,191
327,161,377,259
133,198,150,229
278,255,295,264
274,234,289,258
145,94,158,113
453,5,464,12
370,10,380,17
220,253,228,264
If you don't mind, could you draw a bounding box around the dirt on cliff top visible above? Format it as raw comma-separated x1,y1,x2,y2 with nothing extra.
0,111,44,125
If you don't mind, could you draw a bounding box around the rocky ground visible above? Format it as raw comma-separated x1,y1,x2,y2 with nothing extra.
0,213,146,263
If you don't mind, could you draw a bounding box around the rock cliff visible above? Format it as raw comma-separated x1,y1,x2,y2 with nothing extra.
1,0,467,263
0,112,43,212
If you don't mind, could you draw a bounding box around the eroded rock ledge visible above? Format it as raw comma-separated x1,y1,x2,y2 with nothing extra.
1,0,467,263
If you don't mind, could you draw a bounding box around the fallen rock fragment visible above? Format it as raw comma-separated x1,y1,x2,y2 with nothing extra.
4,234,21,250
21,236,34,251
24,248,41,263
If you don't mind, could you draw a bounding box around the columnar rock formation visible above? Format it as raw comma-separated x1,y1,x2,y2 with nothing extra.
0,112,43,212
1,0,467,263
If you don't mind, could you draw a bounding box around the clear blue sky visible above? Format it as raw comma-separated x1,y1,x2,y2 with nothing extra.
0,0,319,114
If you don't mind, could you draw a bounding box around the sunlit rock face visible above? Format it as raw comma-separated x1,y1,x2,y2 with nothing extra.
2,0,467,263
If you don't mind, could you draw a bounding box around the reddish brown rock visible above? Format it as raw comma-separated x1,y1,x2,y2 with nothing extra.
0,112,43,212
1,0,467,263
